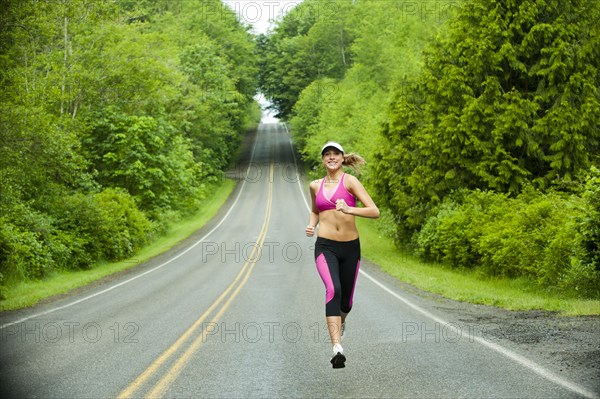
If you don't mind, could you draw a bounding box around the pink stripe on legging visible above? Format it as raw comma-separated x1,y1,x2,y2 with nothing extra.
348,260,360,308
316,253,335,304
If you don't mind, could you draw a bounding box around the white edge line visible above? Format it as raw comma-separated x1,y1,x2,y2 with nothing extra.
0,125,264,331
285,121,598,399
359,272,598,399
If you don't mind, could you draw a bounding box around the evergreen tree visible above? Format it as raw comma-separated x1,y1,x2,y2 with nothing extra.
375,0,600,234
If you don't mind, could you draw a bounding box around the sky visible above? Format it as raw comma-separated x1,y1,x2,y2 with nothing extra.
222,0,303,34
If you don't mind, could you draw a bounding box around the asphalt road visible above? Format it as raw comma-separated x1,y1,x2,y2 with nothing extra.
0,122,597,398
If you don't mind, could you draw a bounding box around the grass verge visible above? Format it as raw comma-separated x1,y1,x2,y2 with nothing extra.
0,179,236,312
357,218,600,316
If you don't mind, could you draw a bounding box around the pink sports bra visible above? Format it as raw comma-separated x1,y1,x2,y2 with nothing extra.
315,173,356,212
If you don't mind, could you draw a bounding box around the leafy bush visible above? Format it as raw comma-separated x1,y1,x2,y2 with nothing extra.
417,190,507,268
0,189,153,286
51,189,153,265
477,192,579,282
91,188,154,260
579,166,600,271
0,219,54,281
415,186,599,297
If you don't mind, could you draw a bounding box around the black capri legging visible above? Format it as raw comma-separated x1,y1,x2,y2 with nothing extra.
314,237,361,317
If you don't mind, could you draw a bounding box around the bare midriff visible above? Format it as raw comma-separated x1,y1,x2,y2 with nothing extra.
317,210,359,241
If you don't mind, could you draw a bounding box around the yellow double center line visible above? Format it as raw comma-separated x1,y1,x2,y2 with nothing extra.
118,160,274,399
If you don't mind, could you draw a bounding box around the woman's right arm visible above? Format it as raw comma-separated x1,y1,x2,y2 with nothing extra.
306,180,320,237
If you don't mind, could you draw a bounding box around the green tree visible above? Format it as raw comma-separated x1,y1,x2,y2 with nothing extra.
0,0,260,292
259,0,355,118
287,0,440,182
84,109,200,212
375,0,600,235
178,40,247,170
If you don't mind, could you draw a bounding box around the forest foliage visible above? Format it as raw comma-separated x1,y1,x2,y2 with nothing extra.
260,0,599,296
0,0,260,296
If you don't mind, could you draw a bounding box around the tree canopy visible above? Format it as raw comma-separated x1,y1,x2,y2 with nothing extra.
262,0,599,294
0,0,260,290
375,0,600,231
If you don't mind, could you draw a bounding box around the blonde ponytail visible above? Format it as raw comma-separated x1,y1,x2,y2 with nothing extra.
343,153,366,173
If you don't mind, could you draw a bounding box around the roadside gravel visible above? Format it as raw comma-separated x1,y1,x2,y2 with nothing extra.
407,280,599,394
360,258,599,396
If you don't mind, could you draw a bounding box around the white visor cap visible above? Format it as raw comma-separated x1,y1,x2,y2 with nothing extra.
321,141,344,155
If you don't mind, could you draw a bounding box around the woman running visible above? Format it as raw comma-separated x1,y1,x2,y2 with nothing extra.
305,141,380,369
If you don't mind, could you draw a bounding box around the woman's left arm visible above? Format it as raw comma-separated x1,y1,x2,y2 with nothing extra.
338,175,380,219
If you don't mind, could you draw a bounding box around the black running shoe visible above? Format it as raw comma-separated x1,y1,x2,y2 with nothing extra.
330,351,346,369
